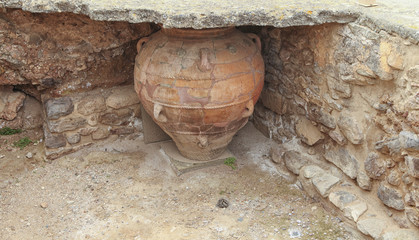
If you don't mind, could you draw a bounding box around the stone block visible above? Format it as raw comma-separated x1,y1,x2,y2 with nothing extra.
44,97,73,120
311,173,340,197
399,131,419,152
77,95,107,116
78,127,98,136
21,96,43,130
387,169,401,186
91,127,110,140
66,133,81,145
343,200,368,222
328,128,347,146
379,229,419,240
324,145,359,179
301,165,325,179
99,108,133,126
106,85,140,109
283,150,309,175
365,152,386,179
295,118,324,146
405,207,419,227
405,156,419,178
0,91,26,121
357,169,372,191
337,113,364,145
261,89,287,115
44,127,66,149
377,183,405,210
48,117,87,133
357,218,387,239
329,191,357,210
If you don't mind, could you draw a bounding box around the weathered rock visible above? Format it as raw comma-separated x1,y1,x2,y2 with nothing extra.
399,131,419,152
387,50,404,70
21,96,43,130
270,146,285,164
378,229,419,240
77,95,107,116
301,165,325,179
66,133,81,145
324,146,359,179
307,105,336,129
377,183,405,210
295,118,324,146
328,128,347,146
261,89,287,115
106,85,140,109
387,169,401,186
311,173,340,197
44,127,66,149
329,191,357,210
404,192,416,207
87,114,99,126
45,97,74,120
405,208,419,227
343,200,368,222
337,113,364,144
283,150,309,175
357,170,372,191
375,137,401,155
78,127,98,136
48,117,87,133
110,126,135,135
0,91,26,121
357,218,387,239
99,109,133,126
91,127,110,140
365,152,386,179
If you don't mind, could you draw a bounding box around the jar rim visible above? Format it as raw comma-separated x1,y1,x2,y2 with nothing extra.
161,27,235,39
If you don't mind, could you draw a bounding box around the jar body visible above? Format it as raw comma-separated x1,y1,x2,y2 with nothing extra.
134,27,264,161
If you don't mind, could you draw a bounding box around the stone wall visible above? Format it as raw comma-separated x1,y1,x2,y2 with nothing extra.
255,22,419,237
0,9,155,158
43,85,142,159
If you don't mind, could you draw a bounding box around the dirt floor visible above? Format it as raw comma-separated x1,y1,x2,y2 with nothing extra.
0,123,361,240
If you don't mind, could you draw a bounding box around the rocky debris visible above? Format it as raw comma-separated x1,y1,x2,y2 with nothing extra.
378,229,419,240
357,218,387,239
66,133,81,145
76,96,107,116
45,97,74,120
216,198,229,208
283,151,309,175
405,208,419,227
25,152,33,159
337,113,364,145
405,156,419,178
357,170,372,191
365,152,386,179
324,145,359,179
295,118,324,146
377,183,405,211
343,200,368,222
311,173,340,197
399,131,419,152
375,131,419,155
106,86,141,109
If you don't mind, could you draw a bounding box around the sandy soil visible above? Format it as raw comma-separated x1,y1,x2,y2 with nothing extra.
0,123,359,240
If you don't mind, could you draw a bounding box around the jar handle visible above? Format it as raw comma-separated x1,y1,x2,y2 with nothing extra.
137,37,150,53
246,33,261,50
242,100,254,118
153,103,167,122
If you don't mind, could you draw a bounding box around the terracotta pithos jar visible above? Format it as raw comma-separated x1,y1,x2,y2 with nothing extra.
134,27,264,161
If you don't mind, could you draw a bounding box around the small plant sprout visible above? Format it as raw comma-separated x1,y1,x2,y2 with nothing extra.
224,157,237,170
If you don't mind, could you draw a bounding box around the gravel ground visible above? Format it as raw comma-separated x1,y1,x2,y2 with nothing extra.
0,123,360,240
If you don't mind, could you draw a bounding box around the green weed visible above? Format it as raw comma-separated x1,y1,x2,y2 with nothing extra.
224,157,237,170
13,137,32,150
0,127,22,135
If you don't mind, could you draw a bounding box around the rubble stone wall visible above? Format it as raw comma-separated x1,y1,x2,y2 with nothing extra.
254,22,419,234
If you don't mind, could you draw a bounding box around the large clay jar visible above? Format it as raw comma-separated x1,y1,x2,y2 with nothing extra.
134,27,264,161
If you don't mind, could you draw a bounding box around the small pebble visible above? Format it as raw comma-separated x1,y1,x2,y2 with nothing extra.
216,198,229,208
40,202,48,209
0,154,4,159
26,152,33,159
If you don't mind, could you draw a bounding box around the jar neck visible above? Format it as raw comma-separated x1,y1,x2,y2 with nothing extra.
161,27,235,39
